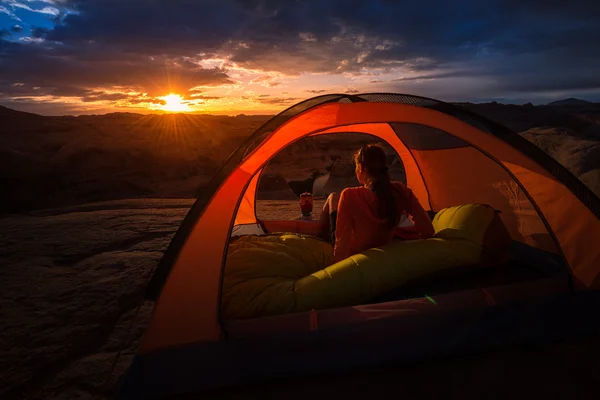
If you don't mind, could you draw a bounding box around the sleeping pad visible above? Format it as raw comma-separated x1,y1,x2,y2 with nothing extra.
221,203,511,319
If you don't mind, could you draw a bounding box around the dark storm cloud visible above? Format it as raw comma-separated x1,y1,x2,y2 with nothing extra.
1,0,600,104
392,71,476,82
0,38,235,99
42,0,600,68
30,26,50,38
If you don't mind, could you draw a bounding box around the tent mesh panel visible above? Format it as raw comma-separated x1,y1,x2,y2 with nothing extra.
356,93,440,107
501,134,600,218
242,95,344,159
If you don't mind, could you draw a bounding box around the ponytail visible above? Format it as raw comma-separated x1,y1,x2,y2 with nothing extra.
355,144,406,227
371,173,399,226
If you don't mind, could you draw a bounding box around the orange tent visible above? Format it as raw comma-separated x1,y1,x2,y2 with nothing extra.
118,94,600,398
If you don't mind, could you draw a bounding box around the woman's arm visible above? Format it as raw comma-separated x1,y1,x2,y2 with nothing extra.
408,192,435,239
333,189,353,263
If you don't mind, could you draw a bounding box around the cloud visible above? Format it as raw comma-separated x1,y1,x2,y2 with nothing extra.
55,2,599,69
0,38,236,101
2,0,60,15
18,36,43,43
80,91,134,102
254,96,300,105
249,74,282,87
305,89,328,94
187,94,221,100
250,76,273,84
0,5,21,20
1,0,600,110
392,71,475,82
30,26,50,37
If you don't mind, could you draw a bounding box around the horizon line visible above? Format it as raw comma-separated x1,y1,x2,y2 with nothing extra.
1,96,596,118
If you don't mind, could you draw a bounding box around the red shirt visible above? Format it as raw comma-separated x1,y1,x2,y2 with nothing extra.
333,182,435,263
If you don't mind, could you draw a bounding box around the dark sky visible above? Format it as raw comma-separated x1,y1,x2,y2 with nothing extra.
1,0,599,115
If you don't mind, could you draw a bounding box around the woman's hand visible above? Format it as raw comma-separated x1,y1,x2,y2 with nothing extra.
409,192,435,239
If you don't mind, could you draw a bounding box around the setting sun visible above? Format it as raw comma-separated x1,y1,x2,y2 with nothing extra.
161,94,189,112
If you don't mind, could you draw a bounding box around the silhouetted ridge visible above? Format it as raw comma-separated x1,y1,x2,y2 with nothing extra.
548,98,594,106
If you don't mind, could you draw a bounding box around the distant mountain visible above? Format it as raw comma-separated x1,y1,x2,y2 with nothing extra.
459,101,600,138
77,111,145,118
547,98,594,106
0,104,77,135
0,105,46,119
519,127,600,193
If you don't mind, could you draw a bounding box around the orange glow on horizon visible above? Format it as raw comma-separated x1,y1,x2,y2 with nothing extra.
160,94,190,112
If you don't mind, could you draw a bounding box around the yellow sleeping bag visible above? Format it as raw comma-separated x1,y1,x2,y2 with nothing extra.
221,234,334,319
221,203,510,319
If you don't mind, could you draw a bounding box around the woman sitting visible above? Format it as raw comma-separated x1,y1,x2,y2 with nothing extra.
319,144,435,263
